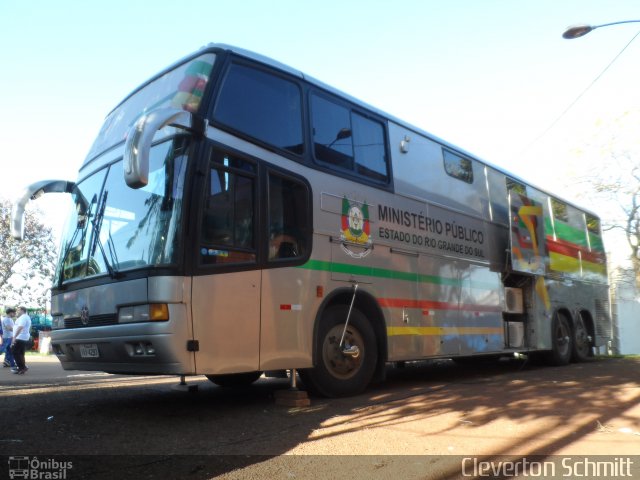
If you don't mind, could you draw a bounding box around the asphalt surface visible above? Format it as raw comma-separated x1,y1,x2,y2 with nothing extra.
1,354,639,479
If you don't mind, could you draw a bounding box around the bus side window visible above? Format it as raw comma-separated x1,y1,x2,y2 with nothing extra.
311,94,354,169
200,151,257,265
311,93,388,184
267,172,310,261
353,112,387,182
443,149,474,184
586,213,601,236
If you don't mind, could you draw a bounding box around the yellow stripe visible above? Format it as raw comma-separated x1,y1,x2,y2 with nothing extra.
582,260,607,276
387,326,504,337
535,276,551,312
550,252,607,276
549,251,580,273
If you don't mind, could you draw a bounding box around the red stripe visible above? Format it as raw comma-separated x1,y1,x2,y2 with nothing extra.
378,298,501,313
546,237,605,264
280,304,291,310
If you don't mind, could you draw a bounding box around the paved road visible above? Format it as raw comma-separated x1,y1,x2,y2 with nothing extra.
1,355,639,479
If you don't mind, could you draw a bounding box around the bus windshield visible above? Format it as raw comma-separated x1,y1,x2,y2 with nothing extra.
56,137,189,284
55,53,217,285
86,53,216,161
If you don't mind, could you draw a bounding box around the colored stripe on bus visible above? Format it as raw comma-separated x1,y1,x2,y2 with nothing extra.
547,237,605,264
387,326,504,336
378,298,502,313
551,220,588,248
549,252,607,276
546,234,606,276
301,259,459,285
302,259,473,287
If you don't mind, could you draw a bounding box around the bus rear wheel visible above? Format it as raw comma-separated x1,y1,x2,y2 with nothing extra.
571,316,591,362
547,312,572,366
206,371,262,387
300,305,377,398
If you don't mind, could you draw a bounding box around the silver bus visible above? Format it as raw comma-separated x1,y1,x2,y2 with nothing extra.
13,44,610,397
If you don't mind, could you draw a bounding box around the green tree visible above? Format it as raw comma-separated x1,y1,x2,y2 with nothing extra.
0,197,57,309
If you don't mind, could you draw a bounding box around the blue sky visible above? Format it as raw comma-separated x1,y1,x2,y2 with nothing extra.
2,0,639,263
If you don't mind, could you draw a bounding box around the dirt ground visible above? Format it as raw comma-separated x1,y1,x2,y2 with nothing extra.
1,355,639,479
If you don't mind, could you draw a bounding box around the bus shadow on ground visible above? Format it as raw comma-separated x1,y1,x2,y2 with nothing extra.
6,357,639,479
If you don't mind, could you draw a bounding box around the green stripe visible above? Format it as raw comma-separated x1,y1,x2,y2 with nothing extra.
554,220,588,248
301,259,460,287
588,232,604,252
547,218,604,252
544,217,554,236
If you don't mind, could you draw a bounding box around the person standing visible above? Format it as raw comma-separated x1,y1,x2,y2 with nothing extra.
1,307,17,368
11,306,31,374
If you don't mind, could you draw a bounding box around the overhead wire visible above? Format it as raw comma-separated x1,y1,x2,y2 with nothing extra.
521,28,640,155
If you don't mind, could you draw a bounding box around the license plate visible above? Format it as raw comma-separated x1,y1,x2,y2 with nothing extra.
79,344,99,358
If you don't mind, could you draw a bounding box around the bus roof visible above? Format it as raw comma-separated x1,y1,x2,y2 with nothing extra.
108,42,600,219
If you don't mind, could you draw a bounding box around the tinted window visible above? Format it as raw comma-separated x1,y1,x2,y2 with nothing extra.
311,93,388,183
88,54,216,161
506,178,527,196
353,112,387,181
268,173,310,261
213,63,303,154
443,149,473,184
586,213,601,235
200,151,257,265
551,198,568,222
311,95,353,169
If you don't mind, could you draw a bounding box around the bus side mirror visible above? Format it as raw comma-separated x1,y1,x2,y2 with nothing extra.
11,180,76,240
124,108,194,189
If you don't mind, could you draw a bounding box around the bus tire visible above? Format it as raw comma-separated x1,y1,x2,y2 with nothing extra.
206,371,262,387
546,312,572,366
571,316,591,362
300,305,377,398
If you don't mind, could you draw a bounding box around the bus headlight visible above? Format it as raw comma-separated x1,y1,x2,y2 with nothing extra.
52,315,65,330
118,304,169,323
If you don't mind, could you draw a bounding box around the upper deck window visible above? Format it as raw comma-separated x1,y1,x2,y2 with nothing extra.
443,149,474,184
311,93,388,183
551,198,568,222
586,213,601,235
213,63,303,155
87,54,216,162
506,178,527,196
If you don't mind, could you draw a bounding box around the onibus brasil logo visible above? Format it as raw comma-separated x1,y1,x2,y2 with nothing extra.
340,196,372,258
8,456,73,479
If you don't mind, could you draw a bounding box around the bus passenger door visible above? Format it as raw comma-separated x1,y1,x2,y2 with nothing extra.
190,146,262,375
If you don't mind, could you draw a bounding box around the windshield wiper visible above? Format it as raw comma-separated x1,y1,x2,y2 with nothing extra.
57,191,94,289
57,226,82,289
106,229,120,274
89,191,120,279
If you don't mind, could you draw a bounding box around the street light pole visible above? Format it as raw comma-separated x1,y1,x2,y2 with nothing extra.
563,20,640,39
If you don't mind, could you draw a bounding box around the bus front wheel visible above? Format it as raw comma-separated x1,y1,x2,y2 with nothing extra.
300,305,377,397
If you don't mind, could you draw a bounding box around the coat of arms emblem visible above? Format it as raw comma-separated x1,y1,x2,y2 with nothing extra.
340,196,372,257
